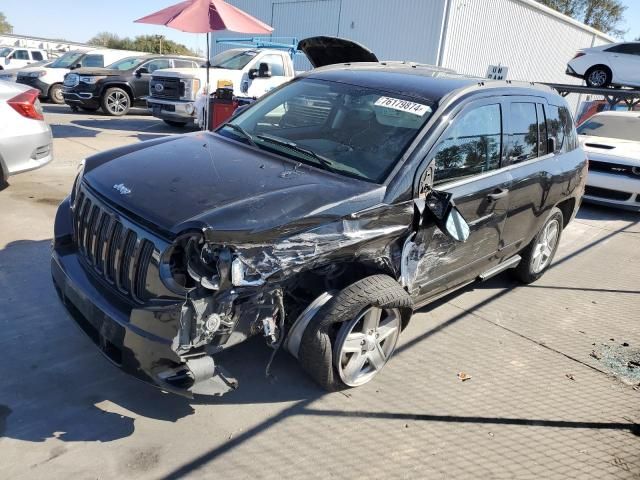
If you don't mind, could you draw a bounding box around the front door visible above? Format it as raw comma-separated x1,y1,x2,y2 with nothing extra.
408,100,511,301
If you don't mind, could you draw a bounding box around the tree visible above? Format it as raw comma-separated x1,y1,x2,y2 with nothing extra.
537,0,627,37
87,32,195,55
0,12,13,34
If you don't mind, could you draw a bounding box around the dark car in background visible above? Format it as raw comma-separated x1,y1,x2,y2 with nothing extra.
62,54,204,116
52,61,586,398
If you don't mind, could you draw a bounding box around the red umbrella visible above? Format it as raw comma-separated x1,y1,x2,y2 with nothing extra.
134,0,273,125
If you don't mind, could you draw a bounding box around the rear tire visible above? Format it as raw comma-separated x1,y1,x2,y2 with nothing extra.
585,66,612,88
512,207,563,284
101,87,131,116
48,84,64,104
298,275,413,391
163,119,188,128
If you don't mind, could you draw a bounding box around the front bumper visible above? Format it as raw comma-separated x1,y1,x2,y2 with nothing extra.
565,64,582,79
16,76,50,96
147,97,196,123
63,89,101,109
584,171,640,211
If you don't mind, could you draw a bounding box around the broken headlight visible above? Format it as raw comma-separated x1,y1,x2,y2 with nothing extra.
231,257,265,287
160,233,228,292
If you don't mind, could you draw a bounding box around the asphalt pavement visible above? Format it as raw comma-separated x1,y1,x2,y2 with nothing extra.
0,105,638,479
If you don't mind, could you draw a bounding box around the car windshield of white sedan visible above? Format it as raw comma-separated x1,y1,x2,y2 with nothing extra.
578,115,640,142
220,79,434,183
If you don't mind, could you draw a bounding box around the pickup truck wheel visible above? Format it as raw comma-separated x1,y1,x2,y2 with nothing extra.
513,207,563,284
163,119,188,128
48,84,64,104
585,66,611,88
102,87,131,116
298,275,412,391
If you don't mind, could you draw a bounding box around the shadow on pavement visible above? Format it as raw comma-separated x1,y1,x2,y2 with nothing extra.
50,124,99,138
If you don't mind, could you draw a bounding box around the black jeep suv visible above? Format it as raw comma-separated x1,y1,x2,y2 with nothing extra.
62,54,204,116
52,63,586,397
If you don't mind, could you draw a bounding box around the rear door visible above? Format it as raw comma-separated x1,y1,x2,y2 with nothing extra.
607,43,640,85
499,97,564,256
409,98,512,300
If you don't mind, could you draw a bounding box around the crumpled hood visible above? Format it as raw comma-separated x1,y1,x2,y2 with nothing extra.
83,133,384,240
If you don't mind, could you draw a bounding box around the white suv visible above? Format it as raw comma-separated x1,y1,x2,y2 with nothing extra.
0,47,48,70
566,42,640,88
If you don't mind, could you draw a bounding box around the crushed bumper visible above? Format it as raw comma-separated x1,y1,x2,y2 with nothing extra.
51,249,236,397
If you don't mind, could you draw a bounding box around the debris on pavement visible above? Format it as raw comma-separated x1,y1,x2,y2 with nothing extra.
457,372,472,382
565,373,575,381
590,342,640,385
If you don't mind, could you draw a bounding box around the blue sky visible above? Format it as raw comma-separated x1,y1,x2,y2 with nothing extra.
2,0,640,51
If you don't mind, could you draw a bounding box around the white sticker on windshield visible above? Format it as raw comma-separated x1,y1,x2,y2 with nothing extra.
374,97,432,116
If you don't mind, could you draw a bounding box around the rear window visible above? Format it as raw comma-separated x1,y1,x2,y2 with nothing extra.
577,114,640,142
32,51,44,61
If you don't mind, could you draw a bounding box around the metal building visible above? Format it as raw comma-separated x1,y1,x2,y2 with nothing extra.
218,0,613,93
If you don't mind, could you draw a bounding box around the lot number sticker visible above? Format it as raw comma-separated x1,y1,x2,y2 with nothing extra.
374,97,432,116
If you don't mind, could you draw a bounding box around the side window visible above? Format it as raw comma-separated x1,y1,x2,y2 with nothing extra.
432,104,502,184
509,102,538,163
260,54,285,76
537,103,548,156
82,55,104,67
13,50,29,60
546,104,578,153
560,106,578,151
173,59,196,68
145,59,172,72
31,51,44,61
607,43,640,56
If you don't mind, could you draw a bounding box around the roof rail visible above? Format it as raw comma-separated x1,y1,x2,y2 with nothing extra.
215,37,300,57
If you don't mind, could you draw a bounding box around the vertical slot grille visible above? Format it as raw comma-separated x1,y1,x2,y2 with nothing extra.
72,188,156,303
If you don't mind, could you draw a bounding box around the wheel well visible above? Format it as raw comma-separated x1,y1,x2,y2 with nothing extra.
556,197,576,228
103,84,134,101
586,64,612,76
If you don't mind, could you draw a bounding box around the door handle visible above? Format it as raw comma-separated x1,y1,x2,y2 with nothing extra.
487,188,509,201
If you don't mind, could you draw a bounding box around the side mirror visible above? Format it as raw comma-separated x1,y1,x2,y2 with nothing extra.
70,63,82,70
258,62,271,78
248,68,258,80
136,67,149,77
547,137,557,153
421,190,470,242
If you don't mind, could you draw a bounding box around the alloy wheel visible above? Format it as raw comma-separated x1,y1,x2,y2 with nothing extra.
587,70,607,87
333,306,401,387
531,219,560,274
106,91,129,115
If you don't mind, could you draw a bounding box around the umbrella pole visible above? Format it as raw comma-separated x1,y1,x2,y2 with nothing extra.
204,31,210,130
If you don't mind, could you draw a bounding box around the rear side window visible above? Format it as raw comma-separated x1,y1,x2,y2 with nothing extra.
546,105,578,153
31,51,44,61
83,55,104,67
606,43,640,56
509,102,538,162
145,59,172,72
433,103,502,184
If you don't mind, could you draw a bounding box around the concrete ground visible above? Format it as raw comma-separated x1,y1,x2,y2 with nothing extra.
0,105,638,479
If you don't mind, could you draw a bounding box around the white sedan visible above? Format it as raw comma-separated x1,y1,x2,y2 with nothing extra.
578,111,640,211
0,80,53,186
567,41,640,88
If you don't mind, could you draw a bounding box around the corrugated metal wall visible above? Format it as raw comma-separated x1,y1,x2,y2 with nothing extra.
440,0,610,83
219,0,445,69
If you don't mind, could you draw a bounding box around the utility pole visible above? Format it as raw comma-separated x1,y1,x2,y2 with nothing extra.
155,35,164,54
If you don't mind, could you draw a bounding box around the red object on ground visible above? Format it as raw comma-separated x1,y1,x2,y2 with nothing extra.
209,98,238,131
7,89,44,121
134,0,273,34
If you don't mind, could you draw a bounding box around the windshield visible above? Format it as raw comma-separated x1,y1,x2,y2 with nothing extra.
0,48,12,57
50,51,84,69
577,114,640,142
107,56,146,71
211,50,258,70
219,78,434,183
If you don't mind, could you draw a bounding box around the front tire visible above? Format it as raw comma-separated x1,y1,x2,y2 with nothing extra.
513,207,563,284
298,275,413,391
585,66,612,88
101,87,131,116
48,84,64,104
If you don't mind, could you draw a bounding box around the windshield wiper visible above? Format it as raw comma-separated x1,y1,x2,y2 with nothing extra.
255,134,339,172
222,123,257,147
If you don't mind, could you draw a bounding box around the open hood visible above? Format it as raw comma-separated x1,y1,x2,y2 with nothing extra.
298,36,378,68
